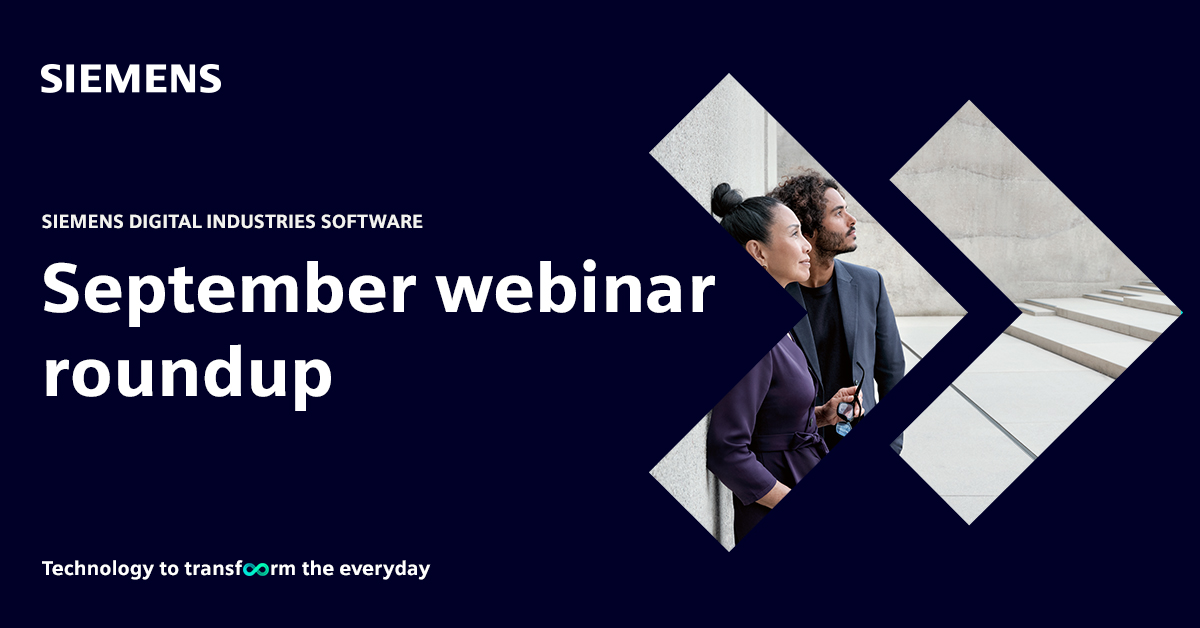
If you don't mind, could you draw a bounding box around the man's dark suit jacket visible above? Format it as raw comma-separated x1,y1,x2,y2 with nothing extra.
787,259,905,454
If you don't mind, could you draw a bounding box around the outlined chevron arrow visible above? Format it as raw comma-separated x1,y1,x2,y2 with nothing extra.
890,101,1180,523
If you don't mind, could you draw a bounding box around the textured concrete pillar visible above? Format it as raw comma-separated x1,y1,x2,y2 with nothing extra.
650,75,777,550
649,413,734,549
652,75,777,210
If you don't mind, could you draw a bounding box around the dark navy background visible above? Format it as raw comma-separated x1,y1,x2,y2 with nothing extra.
8,7,1192,624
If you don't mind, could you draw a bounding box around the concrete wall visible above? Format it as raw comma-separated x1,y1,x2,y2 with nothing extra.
776,125,963,316
891,101,1145,302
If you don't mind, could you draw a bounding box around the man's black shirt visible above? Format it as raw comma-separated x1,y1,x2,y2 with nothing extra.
800,268,854,449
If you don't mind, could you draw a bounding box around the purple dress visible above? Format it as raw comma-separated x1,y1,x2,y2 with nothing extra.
707,334,826,544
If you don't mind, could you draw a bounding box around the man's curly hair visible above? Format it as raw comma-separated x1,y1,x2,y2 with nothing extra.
770,168,840,236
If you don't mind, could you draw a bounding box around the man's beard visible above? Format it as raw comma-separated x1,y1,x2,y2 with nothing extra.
814,226,857,256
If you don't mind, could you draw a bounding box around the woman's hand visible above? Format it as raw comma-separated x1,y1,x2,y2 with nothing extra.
755,481,790,509
815,386,861,428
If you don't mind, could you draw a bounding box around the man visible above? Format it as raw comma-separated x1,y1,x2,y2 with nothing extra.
771,169,905,454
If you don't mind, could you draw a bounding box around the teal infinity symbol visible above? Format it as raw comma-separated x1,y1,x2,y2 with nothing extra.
243,563,270,576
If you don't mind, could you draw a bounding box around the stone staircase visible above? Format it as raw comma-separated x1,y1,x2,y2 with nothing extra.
1007,281,1178,379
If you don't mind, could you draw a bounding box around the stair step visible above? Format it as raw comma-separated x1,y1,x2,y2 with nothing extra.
1102,288,1144,298
1122,293,1180,316
1024,297,1176,341
1006,314,1151,378
1139,281,1157,288
1121,284,1164,295
1084,293,1123,304
1016,302,1056,316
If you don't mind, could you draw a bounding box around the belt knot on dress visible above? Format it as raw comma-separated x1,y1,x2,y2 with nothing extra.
749,431,827,456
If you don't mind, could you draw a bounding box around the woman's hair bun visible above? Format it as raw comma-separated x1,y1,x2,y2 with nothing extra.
710,183,782,247
711,183,744,218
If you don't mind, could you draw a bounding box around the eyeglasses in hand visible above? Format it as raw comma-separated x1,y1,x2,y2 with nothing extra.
835,361,864,436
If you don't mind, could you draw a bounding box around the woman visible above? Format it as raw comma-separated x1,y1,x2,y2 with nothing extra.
705,183,859,545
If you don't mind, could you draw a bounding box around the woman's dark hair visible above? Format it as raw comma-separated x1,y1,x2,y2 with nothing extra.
770,168,840,236
711,183,782,247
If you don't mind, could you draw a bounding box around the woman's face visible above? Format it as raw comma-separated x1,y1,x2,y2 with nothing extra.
754,204,811,287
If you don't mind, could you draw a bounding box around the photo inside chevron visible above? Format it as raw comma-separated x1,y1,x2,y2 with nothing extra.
9,6,1191,625
651,79,961,546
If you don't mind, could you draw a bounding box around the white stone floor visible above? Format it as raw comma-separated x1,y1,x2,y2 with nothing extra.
895,316,1114,524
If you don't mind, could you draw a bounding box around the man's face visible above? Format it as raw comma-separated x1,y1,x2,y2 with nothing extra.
810,188,857,255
